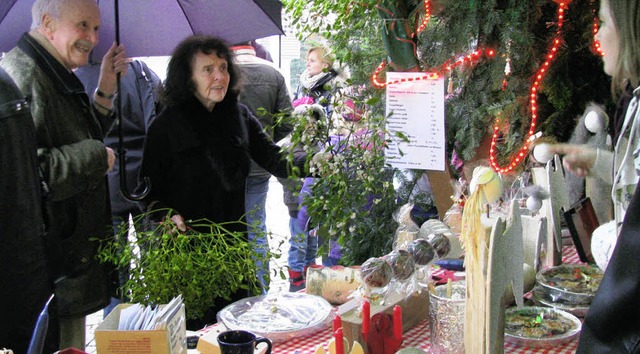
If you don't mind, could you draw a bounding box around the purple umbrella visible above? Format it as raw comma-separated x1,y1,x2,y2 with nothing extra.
1,0,284,200
0,0,284,57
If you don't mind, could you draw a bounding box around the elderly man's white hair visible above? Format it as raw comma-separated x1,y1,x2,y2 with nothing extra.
31,0,76,29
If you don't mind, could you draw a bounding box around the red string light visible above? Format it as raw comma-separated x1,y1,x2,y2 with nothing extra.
489,2,568,173
591,0,604,55
414,0,431,35
371,49,493,88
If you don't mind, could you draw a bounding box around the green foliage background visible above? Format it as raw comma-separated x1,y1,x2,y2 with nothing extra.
283,0,613,264
285,0,613,163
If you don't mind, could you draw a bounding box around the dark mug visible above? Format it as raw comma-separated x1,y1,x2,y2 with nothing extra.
217,330,272,354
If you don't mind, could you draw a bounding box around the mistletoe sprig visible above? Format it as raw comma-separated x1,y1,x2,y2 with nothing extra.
282,95,434,265
96,211,264,320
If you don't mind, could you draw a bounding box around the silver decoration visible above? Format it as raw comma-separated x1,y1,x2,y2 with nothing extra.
428,283,466,354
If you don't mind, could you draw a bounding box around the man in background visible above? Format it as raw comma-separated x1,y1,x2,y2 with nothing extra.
232,41,293,293
75,58,162,314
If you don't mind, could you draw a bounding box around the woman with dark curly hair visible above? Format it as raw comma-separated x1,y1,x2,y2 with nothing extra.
140,36,309,327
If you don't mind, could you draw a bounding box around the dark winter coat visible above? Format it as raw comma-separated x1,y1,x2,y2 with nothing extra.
141,94,306,232
0,33,115,319
0,67,57,353
235,47,293,180
577,183,640,353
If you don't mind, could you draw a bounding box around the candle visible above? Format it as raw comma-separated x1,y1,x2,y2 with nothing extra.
333,314,342,332
335,328,344,354
393,305,402,340
361,300,370,335
447,278,452,298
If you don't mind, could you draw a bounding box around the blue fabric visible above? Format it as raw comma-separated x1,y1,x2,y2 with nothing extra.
245,175,271,294
287,216,318,272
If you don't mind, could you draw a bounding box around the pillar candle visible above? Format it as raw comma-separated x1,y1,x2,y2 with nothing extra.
393,305,402,340
333,314,342,332
362,300,370,335
335,328,344,354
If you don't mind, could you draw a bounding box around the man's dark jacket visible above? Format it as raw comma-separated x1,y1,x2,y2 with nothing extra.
0,66,58,354
0,33,115,319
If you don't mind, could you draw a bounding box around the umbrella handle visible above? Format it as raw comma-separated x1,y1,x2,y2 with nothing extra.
119,149,151,201
113,52,151,201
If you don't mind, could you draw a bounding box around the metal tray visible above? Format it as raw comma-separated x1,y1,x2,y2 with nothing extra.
504,306,581,349
531,285,589,318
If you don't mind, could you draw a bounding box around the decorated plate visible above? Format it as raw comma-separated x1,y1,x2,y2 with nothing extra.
536,265,603,305
217,292,334,343
504,306,581,348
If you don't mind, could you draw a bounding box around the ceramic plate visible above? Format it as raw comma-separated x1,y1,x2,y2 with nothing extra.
504,306,581,348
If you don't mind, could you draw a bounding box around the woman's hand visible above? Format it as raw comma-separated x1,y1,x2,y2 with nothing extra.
311,151,333,176
163,213,187,234
547,143,598,177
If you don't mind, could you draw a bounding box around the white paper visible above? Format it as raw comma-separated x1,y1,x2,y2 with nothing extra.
385,72,446,171
141,305,158,330
132,305,149,330
118,303,143,330
149,295,183,330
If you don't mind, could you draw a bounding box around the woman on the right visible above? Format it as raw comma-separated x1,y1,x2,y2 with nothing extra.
546,0,640,272
571,0,640,351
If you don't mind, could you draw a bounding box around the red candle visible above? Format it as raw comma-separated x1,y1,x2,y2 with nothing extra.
361,300,370,335
333,314,342,332
393,305,402,340
335,328,344,354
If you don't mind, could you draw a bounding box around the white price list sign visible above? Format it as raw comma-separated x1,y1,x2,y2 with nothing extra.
384,72,446,171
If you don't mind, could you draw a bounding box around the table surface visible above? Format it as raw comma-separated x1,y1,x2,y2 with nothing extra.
197,245,583,354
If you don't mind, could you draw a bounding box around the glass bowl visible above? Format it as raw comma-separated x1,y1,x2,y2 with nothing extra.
535,265,603,305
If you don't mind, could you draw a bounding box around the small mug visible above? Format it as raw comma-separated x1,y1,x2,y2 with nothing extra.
217,330,272,354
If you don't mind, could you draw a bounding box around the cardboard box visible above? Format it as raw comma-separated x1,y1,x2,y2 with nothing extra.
337,290,430,349
95,304,187,354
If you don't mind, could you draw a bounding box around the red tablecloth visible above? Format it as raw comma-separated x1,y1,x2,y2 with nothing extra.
200,245,583,353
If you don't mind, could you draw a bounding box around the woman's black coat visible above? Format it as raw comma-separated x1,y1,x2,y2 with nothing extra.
141,95,304,232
